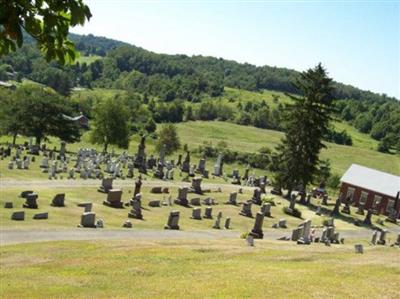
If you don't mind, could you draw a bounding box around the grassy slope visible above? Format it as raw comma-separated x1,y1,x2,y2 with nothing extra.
1,239,399,298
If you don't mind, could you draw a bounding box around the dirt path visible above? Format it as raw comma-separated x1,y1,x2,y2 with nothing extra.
2,227,396,246
0,178,255,192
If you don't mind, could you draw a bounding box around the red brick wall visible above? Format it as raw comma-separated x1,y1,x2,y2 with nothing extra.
339,182,398,217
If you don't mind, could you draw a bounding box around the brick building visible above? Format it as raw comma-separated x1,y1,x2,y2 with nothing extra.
339,164,400,218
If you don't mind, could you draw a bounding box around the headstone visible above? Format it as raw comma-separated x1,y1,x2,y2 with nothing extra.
191,207,202,220
363,209,373,225
4,202,13,208
213,153,223,176
80,212,96,228
33,212,48,220
315,205,322,216
77,202,92,212
96,219,104,228
180,151,190,173
123,220,132,228
190,197,201,206
261,202,271,217
51,193,65,207
354,244,364,254
23,193,38,209
251,188,262,205
8,161,14,169
246,235,255,246
331,196,341,216
213,212,222,229
278,219,287,228
191,177,203,194
134,177,142,196
11,211,25,221
224,217,231,229
249,212,264,239
164,210,180,230
103,189,123,208
204,206,213,219
297,219,312,244
98,178,113,193
174,187,189,206
150,186,163,194
203,197,215,205
239,202,253,218
377,230,387,245
197,158,206,175
148,200,161,207
226,192,237,205
371,230,378,245
291,227,302,241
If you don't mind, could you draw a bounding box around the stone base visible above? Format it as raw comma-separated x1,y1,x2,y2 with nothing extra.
128,211,143,219
174,199,189,206
22,203,38,209
164,224,179,230
103,200,124,208
33,212,48,220
249,230,264,239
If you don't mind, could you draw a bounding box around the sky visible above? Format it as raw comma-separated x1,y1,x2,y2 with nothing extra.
71,0,400,99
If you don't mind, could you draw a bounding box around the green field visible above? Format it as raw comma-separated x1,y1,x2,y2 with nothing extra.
1,239,399,298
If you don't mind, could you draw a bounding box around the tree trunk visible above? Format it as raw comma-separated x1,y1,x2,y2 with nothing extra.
36,136,42,146
285,189,292,199
12,133,17,146
103,143,108,153
299,185,307,205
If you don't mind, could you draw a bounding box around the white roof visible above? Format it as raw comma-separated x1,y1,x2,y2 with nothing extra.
340,164,400,198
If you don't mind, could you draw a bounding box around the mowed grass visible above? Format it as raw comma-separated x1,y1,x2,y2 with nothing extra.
1,184,397,232
1,239,399,299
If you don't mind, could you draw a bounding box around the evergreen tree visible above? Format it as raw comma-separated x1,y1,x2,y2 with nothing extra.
274,64,334,202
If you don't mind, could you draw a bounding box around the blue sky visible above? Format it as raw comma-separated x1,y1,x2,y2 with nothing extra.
72,1,400,98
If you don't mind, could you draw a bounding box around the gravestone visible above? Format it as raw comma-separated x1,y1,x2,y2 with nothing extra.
80,212,96,228
246,235,255,246
249,212,264,239
191,177,203,194
203,197,215,205
164,211,180,230
341,200,351,214
363,209,373,225
297,219,312,245
51,193,65,207
4,202,13,208
354,244,364,254
213,153,223,176
261,202,271,217
11,211,25,221
33,212,48,220
204,206,213,219
197,158,206,175
239,202,253,217
371,230,378,245
77,202,93,212
174,187,189,206
23,193,38,209
191,207,202,220
128,199,143,219
98,178,113,193
20,190,33,198
134,176,142,197
377,230,387,245
123,220,133,228
190,198,201,206
278,219,287,228
315,205,322,216
150,186,163,194
226,192,237,205
213,212,222,229
180,151,190,173
331,196,341,216
251,188,262,205
322,194,328,205
8,161,14,169
103,189,123,208
148,200,161,207
291,227,302,241
224,217,231,229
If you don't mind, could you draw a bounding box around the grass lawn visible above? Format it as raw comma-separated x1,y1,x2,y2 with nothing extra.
1,239,399,299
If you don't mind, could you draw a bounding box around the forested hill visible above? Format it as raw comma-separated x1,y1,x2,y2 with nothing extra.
0,33,399,150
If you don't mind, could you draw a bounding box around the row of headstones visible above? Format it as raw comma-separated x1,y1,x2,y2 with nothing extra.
5,191,65,210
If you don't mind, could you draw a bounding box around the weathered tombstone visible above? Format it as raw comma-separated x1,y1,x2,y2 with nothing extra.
98,178,113,193
150,186,163,194
174,187,189,206
213,212,222,229
213,153,223,176
191,177,203,194
371,230,378,245
226,192,238,205
123,220,133,228
363,209,373,225
4,202,13,208
331,196,341,216
246,235,255,246
251,188,262,205
33,212,48,220
341,200,351,214
128,198,143,219
203,197,215,205
278,219,287,228
77,202,93,212
180,151,190,173
354,244,364,254
197,158,206,175
51,193,65,207
23,193,38,209
134,176,142,197
291,227,302,241
377,230,387,245
11,211,25,221
249,212,264,239
191,207,202,220
190,197,201,206
297,219,312,245
103,189,123,208
164,211,180,230
239,202,253,218
224,217,231,229
80,212,96,228
204,206,213,219
261,202,271,217
148,200,161,207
